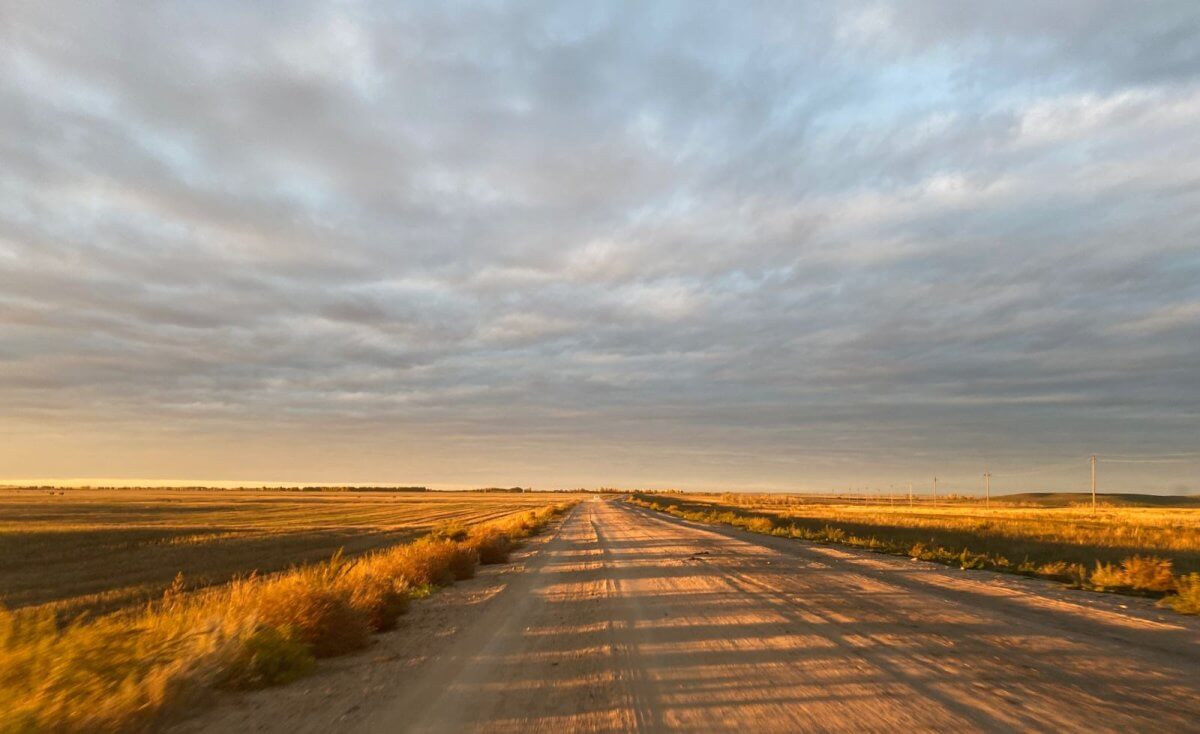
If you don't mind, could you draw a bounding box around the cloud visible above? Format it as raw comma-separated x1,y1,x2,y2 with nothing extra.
1,1,1198,491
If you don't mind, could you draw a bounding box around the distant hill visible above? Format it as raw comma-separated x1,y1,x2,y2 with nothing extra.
996,492,1200,508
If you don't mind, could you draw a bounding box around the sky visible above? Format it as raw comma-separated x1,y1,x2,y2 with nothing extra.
1,1,1198,493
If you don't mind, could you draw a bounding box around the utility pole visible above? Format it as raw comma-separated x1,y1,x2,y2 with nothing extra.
984,471,991,508
932,476,938,505
1091,454,1097,513
908,482,913,507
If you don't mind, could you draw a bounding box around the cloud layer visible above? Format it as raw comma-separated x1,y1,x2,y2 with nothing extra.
2,1,1198,491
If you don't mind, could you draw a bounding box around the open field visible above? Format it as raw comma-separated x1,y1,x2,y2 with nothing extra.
1,495,576,733
172,498,1200,733
993,492,1200,508
0,488,582,621
630,493,1200,608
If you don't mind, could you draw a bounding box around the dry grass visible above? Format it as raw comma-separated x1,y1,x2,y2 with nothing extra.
341,563,411,633
253,561,373,659
468,526,515,564
0,500,575,733
1090,555,1176,593
629,493,1198,609
0,488,581,621
1161,573,1200,615
711,493,1200,558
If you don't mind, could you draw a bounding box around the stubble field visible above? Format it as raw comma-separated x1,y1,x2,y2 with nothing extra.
0,487,580,732
631,492,1200,606
0,488,577,621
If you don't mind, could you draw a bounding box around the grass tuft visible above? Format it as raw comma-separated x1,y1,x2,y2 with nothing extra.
1159,573,1200,614
1118,555,1176,592
254,562,372,659
341,564,411,633
1089,555,1175,593
468,526,514,564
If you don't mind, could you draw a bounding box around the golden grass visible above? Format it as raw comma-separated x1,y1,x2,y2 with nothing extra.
0,488,582,621
342,563,411,633
1161,573,1200,614
0,501,575,733
711,493,1200,558
629,493,1198,611
253,561,373,659
1090,555,1176,593
467,526,515,565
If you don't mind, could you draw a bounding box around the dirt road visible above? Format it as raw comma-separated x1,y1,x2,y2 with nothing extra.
185,498,1200,733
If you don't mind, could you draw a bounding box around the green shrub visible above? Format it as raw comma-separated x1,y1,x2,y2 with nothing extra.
219,626,315,689
958,549,986,570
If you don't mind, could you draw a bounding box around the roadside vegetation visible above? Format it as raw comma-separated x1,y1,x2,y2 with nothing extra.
627,493,1200,614
0,502,574,733
0,487,576,622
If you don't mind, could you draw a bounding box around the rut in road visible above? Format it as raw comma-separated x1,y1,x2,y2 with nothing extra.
358,499,1200,734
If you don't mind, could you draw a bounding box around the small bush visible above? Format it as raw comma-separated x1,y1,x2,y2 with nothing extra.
958,548,986,570
1120,555,1175,592
1036,560,1075,581
254,565,371,658
341,564,410,632
407,583,437,600
469,526,513,565
742,517,775,534
1089,556,1175,593
821,526,846,543
1160,573,1200,614
219,626,315,689
501,512,539,539
383,538,459,587
1089,561,1128,590
448,544,479,581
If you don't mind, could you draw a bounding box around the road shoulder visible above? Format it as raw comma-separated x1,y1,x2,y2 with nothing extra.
168,515,571,734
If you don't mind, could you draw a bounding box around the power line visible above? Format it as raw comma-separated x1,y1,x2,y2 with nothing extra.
985,459,1090,478
1102,452,1200,459
1102,457,1200,464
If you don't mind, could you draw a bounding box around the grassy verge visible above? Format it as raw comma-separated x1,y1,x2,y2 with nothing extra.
0,488,584,623
0,502,574,733
627,494,1200,615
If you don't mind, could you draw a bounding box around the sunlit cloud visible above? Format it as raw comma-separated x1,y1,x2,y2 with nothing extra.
1,1,1198,492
